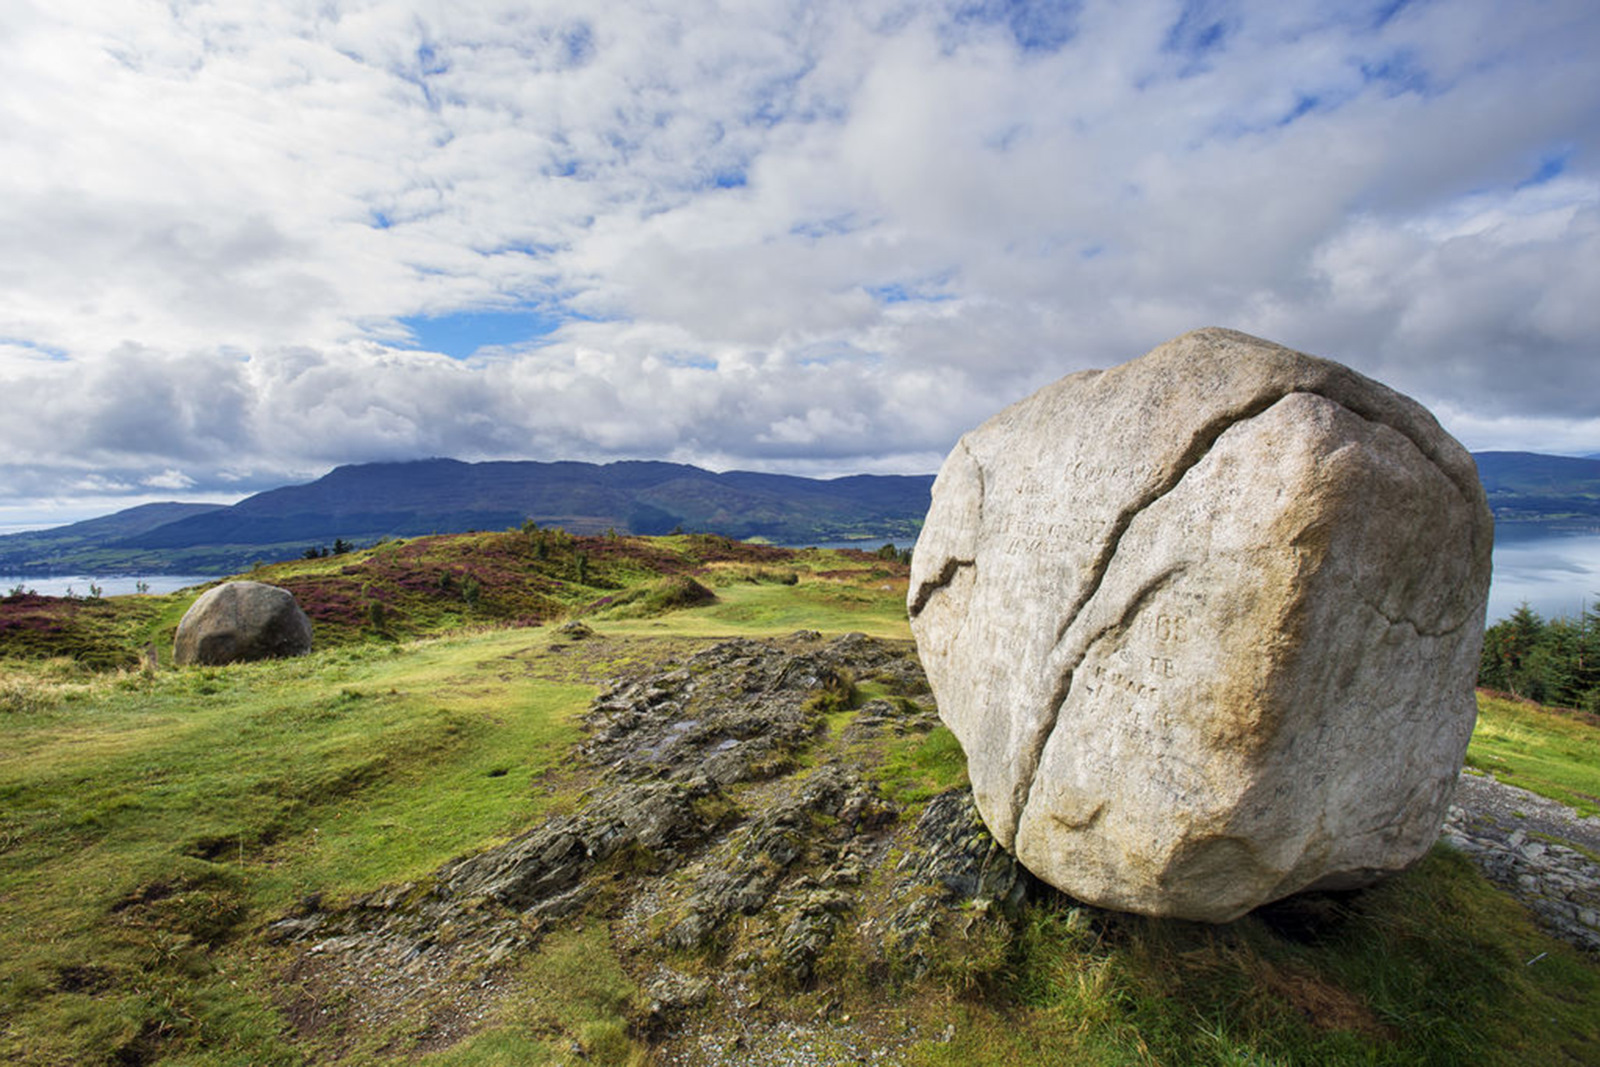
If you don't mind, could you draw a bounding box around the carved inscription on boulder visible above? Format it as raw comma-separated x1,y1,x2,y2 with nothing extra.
908,328,1494,922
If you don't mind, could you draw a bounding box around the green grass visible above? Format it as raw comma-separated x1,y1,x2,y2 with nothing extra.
877,725,969,803
594,577,911,641
1467,691,1600,816
2,543,1598,1066
888,848,1600,1067
0,630,596,1065
422,926,644,1066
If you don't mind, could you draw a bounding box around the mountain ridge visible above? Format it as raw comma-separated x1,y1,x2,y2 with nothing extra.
0,502,228,575
5,450,1597,578
0,459,935,575
1471,451,1600,525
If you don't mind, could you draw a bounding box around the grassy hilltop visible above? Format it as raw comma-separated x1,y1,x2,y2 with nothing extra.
1,531,1597,1066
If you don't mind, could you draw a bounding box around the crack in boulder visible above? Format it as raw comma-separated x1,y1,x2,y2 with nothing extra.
907,557,973,618
1004,387,1485,846
1010,566,1186,840
908,329,1495,920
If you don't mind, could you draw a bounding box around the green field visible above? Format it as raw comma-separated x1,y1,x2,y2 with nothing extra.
1467,692,1600,817
1,535,1597,1065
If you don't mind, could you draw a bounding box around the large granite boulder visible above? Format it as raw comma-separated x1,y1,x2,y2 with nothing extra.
174,581,313,666
908,328,1493,922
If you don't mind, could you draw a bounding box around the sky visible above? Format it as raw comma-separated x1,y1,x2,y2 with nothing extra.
2,0,1598,532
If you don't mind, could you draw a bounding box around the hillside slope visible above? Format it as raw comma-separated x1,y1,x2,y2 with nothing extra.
0,460,932,575
0,502,225,573
1,546,1596,1066
9,449,1598,580
1475,451,1600,524
117,459,934,549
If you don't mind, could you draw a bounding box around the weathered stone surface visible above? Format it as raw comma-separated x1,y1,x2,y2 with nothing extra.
1442,771,1600,953
173,581,313,666
267,634,1023,1039
908,327,1494,922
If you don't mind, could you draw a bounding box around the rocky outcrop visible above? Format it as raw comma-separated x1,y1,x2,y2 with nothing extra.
173,581,313,666
1443,771,1600,952
908,328,1494,922
267,634,1029,1036
257,627,1597,1065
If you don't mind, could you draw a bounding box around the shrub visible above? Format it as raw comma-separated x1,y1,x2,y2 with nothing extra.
591,576,716,619
801,667,856,716
0,677,52,714
876,543,913,565
708,565,799,587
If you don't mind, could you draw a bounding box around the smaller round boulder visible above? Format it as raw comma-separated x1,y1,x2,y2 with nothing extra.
174,581,313,666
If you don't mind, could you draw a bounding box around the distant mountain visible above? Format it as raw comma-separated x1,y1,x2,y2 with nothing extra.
1472,451,1600,525
0,502,226,574
0,460,934,575
9,449,1593,579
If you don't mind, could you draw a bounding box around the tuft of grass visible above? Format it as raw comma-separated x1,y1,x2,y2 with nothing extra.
0,674,55,715
428,925,645,1066
878,725,969,803
702,563,800,587
588,575,717,620
900,848,1600,1067
801,666,857,716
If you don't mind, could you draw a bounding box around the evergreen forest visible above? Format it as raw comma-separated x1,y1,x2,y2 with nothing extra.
1479,599,1600,712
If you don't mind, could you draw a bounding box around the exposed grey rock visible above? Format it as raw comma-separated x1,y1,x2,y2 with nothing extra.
884,789,1034,976
641,969,712,1026
1442,771,1600,953
893,789,1032,909
441,775,727,908
661,763,892,952
909,328,1494,922
775,882,853,984
173,580,313,665
268,633,1016,1032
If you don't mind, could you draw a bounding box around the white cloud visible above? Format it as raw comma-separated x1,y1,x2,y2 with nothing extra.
1,0,1598,520
143,468,197,490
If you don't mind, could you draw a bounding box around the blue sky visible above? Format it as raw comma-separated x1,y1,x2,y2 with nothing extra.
0,0,1597,528
399,310,565,359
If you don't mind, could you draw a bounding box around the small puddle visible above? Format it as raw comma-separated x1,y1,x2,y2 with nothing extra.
636,720,699,760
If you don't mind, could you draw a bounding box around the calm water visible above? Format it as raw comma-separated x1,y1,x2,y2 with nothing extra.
1484,526,1600,625
779,539,903,552
0,574,213,598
